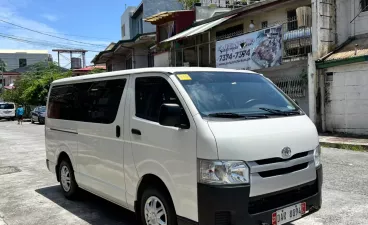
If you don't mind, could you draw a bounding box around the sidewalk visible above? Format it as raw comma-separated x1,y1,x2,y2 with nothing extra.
319,134,368,151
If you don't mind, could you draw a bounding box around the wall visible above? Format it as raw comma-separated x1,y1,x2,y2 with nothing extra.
0,53,48,71
107,56,127,72
132,12,144,37
143,0,183,33
121,6,137,40
325,62,368,135
211,0,311,39
154,51,170,67
336,0,368,45
134,47,149,68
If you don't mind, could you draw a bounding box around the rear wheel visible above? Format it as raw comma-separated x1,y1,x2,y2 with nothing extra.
58,160,78,199
140,187,177,225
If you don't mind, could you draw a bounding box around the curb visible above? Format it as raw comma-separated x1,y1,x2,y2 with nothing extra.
320,142,368,152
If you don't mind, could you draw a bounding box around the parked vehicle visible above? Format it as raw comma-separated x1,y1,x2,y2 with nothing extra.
31,106,46,124
45,68,322,225
0,102,16,121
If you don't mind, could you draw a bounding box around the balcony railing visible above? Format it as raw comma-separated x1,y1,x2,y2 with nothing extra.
199,0,265,9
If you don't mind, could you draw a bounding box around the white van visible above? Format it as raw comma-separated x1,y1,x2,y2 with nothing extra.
45,68,322,225
0,102,16,120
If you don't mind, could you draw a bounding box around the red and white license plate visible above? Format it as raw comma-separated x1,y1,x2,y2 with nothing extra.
272,202,306,225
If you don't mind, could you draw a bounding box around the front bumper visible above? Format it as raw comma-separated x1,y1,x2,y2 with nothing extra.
179,166,322,225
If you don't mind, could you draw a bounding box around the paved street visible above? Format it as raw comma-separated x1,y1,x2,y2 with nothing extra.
0,120,368,225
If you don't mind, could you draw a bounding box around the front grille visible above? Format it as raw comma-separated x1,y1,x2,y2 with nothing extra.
258,163,309,178
255,151,309,165
215,211,231,225
248,180,318,214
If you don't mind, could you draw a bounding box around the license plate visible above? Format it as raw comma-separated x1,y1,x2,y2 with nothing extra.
272,202,306,225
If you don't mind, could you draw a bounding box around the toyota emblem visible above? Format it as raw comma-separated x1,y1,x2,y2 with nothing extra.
281,147,292,159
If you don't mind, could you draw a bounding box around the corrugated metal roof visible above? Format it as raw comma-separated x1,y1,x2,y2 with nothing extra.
161,15,236,43
325,37,368,61
144,10,192,23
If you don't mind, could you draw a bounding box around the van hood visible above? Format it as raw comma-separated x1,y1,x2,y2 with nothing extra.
207,115,319,161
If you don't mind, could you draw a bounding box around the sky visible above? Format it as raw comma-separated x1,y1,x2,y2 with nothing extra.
0,0,140,68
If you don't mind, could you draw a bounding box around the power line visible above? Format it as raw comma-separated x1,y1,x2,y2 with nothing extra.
0,33,102,52
0,32,105,50
0,25,113,41
0,19,107,47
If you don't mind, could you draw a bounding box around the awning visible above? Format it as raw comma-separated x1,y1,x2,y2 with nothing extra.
144,10,192,24
161,15,236,43
316,36,368,69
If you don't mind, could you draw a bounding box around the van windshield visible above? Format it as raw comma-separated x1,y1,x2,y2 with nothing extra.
0,104,15,110
175,72,301,117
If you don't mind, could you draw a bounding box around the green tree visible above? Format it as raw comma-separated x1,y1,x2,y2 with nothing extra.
0,62,71,106
178,0,199,9
88,68,105,74
0,59,6,72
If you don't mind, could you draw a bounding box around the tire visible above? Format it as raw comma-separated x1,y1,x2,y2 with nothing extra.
140,187,177,225
31,118,34,124
58,160,78,199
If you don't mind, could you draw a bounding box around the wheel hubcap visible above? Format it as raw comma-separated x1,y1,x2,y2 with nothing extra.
144,196,167,225
60,165,71,192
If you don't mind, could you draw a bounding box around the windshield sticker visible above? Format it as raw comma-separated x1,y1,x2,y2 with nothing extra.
177,74,192,81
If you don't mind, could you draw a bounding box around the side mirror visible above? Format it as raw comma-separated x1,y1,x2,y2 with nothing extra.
159,103,190,129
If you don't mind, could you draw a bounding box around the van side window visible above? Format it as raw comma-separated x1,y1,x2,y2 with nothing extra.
135,77,180,122
48,79,126,124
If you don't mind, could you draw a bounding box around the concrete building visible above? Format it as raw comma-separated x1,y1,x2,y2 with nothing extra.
159,0,320,115
315,0,368,135
0,50,50,71
92,0,184,70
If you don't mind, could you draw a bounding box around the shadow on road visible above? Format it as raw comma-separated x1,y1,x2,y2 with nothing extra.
36,185,138,225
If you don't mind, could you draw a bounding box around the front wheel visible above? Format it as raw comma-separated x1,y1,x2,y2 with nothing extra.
58,160,78,199
140,187,177,225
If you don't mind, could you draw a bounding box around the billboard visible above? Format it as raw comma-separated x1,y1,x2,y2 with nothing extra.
216,25,283,70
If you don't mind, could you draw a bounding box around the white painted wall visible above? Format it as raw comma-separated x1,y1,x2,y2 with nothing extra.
211,0,311,38
325,62,368,135
0,52,49,71
336,0,368,45
154,52,170,67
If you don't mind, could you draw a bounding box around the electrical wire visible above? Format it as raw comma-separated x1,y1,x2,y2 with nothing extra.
0,25,113,41
0,19,108,47
0,32,104,50
0,33,103,52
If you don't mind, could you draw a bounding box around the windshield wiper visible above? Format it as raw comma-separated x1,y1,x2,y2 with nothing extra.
259,107,301,116
208,112,245,118
207,112,269,119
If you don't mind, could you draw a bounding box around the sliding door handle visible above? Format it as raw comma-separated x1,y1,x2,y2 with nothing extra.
131,129,141,135
116,125,121,138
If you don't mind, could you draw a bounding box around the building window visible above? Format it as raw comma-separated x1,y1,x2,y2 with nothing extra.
287,9,298,31
135,77,182,122
362,0,368,11
122,24,126,37
261,21,268,29
19,58,27,68
216,24,244,40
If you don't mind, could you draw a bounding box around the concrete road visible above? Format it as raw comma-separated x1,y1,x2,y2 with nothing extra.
0,120,367,225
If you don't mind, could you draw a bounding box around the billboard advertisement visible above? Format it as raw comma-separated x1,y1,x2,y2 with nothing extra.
216,25,283,70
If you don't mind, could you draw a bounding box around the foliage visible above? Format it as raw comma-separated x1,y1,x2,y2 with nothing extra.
178,0,199,9
0,62,71,105
88,68,105,74
0,59,6,72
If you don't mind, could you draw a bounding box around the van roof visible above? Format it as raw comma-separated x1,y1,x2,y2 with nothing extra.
52,67,259,85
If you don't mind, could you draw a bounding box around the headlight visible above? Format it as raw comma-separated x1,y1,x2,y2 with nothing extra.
199,159,249,185
314,145,321,167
